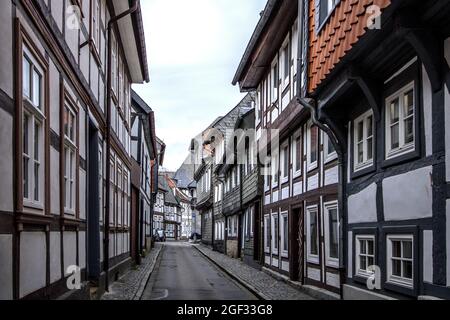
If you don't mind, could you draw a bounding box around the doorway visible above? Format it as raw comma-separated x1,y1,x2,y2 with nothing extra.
290,207,303,282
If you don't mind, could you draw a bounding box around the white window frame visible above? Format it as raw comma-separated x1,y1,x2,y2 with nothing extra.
385,82,415,159
292,129,302,178
323,201,339,268
63,103,77,214
250,206,254,237
22,46,45,209
306,122,319,172
271,151,279,189
354,110,374,171
280,211,289,258
386,234,414,288
323,132,338,164
271,212,279,255
355,235,376,278
280,141,289,184
281,36,290,91
264,214,270,253
306,205,320,264
271,57,279,104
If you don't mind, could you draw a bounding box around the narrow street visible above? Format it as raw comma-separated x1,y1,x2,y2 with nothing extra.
141,242,258,300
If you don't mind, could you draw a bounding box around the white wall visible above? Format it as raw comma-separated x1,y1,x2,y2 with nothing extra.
63,232,77,276
423,230,433,283
383,166,433,221
348,183,378,224
0,0,12,96
20,232,46,298
422,64,433,157
0,234,13,299
0,109,13,212
50,232,62,283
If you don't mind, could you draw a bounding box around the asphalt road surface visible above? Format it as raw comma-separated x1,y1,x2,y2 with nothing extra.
141,241,258,300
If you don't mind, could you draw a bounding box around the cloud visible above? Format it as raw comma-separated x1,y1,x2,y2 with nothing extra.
133,0,267,171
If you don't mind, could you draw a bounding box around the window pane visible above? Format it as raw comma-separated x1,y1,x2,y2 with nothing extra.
360,240,367,254
310,211,318,255
390,98,399,123
327,137,335,155
32,70,42,108
284,46,290,80
310,126,318,163
23,158,29,199
403,240,412,259
392,240,401,258
367,116,373,137
368,240,374,255
392,259,402,277
404,90,414,144
34,122,39,161
295,137,301,170
357,121,364,143
283,146,288,178
368,256,374,268
34,163,39,201
328,208,338,258
23,115,29,155
404,90,414,117
403,260,413,279
360,256,367,270
367,138,373,161
357,142,364,164
391,124,399,149
64,108,69,137
23,57,31,98
274,216,279,249
283,215,288,251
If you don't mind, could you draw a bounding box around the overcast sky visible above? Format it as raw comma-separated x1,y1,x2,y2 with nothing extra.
133,0,267,171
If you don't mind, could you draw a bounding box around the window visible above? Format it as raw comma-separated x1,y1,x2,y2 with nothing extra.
281,40,290,90
307,122,318,171
271,213,279,254
63,102,78,213
385,82,415,159
271,59,278,103
292,130,302,177
22,46,45,207
91,0,101,48
264,160,271,191
111,35,118,94
264,215,270,253
318,0,337,27
324,133,337,164
387,235,414,288
354,110,374,170
324,202,339,267
306,206,319,263
271,151,279,188
355,235,375,278
280,143,289,184
280,211,289,257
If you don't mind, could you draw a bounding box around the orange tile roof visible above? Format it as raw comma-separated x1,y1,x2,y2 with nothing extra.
308,0,391,93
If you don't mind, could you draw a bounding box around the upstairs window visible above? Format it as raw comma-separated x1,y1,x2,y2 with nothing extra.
271,59,279,103
354,110,374,171
22,46,45,207
385,82,415,159
281,39,290,90
307,122,319,171
318,0,338,28
292,130,302,177
280,142,289,184
63,102,78,214
355,235,375,278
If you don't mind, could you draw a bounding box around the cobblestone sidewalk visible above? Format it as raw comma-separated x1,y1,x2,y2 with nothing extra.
194,244,315,300
102,243,162,300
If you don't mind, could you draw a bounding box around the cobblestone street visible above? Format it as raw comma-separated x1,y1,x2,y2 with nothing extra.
101,244,163,300
193,245,315,300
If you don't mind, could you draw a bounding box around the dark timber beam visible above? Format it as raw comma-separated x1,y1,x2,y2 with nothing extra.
395,8,449,93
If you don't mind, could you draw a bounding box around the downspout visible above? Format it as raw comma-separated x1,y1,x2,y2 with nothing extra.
296,0,347,292
105,0,140,292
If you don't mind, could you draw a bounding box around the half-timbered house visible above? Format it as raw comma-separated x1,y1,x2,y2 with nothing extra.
130,91,158,264
300,0,450,299
0,0,149,299
233,0,341,295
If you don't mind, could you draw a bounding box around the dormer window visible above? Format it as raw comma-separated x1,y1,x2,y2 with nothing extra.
318,0,339,29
